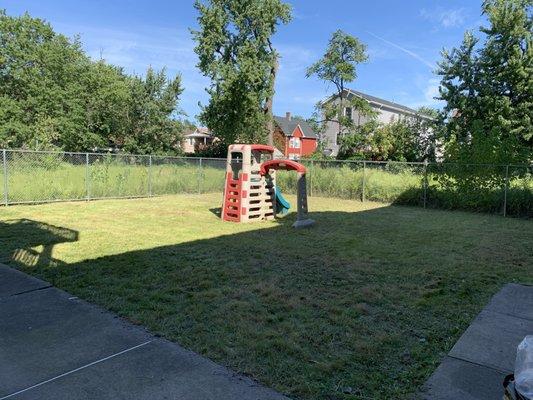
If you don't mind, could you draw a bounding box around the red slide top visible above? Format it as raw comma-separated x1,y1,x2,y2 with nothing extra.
259,159,306,175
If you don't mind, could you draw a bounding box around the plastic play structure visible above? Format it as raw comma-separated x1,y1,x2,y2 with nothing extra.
221,144,315,228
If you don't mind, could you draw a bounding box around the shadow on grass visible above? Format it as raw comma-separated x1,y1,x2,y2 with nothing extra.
209,207,222,218
0,219,78,267
1,205,532,400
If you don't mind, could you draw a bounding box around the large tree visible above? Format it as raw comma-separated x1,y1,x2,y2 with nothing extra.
0,10,91,149
306,30,371,141
192,0,291,146
438,0,532,166
0,10,184,154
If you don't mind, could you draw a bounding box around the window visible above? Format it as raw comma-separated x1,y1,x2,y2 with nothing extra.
289,137,301,148
336,132,343,146
345,107,353,120
188,138,194,145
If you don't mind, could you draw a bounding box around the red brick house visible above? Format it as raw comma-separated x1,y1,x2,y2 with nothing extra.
273,112,318,160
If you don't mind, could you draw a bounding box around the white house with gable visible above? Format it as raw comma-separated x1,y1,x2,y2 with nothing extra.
321,88,435,157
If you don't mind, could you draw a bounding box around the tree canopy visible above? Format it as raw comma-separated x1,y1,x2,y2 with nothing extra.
337,111,438,162
307,30,370,139
192,0,291,146
0,10,184,154
437,0,532,165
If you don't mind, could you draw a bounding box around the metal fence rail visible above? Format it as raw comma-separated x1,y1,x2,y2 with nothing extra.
0,149,531,217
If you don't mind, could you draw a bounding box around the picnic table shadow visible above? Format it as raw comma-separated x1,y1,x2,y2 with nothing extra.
0,219,79,268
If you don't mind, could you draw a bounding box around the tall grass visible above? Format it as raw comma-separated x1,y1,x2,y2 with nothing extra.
0,151,531,217
276,161,531,217
0,153,226,203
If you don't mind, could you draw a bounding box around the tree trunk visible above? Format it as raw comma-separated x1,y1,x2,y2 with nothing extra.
265,55,278,147
338,85,344,140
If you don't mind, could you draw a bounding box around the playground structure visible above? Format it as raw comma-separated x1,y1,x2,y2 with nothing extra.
221,144,315,228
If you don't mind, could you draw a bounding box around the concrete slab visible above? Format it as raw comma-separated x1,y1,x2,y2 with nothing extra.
449,309,531,372
485,283,533,321
0,264,289,400
0,264,50,298
421,356,507,400
0,286,152,396
12,339,287,400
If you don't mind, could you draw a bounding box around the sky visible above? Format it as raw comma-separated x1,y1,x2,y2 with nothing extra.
2,0,487,123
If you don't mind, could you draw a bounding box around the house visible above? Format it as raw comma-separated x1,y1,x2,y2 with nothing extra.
273,112,318,160
321,88,435,156
182,127,216,154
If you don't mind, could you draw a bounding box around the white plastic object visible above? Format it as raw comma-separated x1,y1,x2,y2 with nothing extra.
515,335,533,399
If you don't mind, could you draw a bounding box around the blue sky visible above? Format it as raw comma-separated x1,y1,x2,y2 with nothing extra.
3,0,486,122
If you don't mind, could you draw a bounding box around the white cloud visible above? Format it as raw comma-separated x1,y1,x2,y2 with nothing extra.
366,31,436,70
56,23,199,74
404,77,443,109
367,46,397,61
276,44,315,75
292,9,319,21
290,95,323,105
420,7,467,29
424,78,440,103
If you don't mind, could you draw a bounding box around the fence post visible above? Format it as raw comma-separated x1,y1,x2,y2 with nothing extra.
2,149,8,206
148,155,153,197
423,161,428,209
503,164,509,217
85,153,90,201
197,158,203,195
362,161,366,202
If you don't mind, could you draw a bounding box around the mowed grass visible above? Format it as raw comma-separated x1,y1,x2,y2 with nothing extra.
0,194,532,399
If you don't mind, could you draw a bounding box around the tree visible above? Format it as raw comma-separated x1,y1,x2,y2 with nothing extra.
306,30,370,140
80,61,132,150
0,11,185,154
192,0,291,147
337,110,440,162
0,10,91,150
337,119,379,160
437,0,532,166
123,67,184,154
414,107,441,161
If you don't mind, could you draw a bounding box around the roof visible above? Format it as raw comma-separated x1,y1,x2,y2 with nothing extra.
273,115,317,139
229,144,275,153
325,88,435,120
184,132,212,139
183,127,214,139
195,127,210,135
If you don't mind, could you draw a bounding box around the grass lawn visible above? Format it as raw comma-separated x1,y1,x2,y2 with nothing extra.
1,194,532,399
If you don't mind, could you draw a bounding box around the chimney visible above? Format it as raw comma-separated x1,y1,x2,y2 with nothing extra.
285,111,291,121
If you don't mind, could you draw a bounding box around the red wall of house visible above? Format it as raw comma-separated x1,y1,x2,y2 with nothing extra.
285,125,317,158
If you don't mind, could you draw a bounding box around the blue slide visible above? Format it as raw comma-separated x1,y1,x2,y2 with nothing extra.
275,187,291,215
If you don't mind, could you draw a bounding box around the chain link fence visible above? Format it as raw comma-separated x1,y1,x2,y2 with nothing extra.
1,149,531,217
